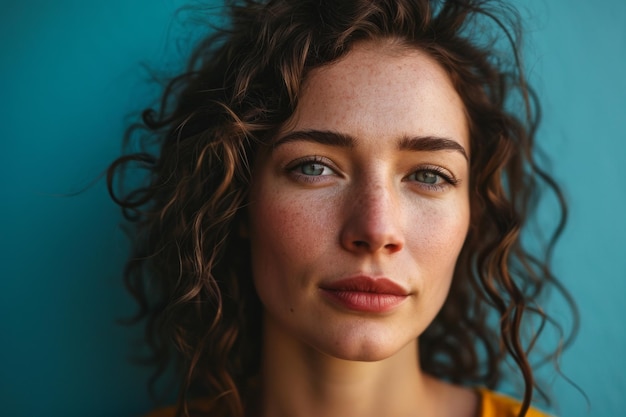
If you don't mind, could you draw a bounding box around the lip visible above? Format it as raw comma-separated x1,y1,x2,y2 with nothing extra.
319,276,409,313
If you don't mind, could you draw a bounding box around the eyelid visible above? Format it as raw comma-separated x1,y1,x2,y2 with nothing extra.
404,164,460,190
422,165,459,185
285,155,340,182
285,155,336,171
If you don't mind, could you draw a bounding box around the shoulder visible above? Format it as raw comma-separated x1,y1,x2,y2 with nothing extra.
477,388,554,417
143,389,553,417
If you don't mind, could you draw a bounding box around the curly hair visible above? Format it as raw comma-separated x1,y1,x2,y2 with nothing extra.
107,0,576,416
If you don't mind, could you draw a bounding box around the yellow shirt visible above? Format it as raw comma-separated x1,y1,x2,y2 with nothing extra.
146,388,553,417
478,388,553,417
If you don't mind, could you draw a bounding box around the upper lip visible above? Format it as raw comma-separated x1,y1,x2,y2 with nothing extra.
320,275,409,296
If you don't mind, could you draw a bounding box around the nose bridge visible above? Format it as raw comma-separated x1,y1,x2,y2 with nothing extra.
355,178,393,223
340,174,404,253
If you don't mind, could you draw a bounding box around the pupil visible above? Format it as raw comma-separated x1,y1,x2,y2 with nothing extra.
303,163,324,176
420,171,437,184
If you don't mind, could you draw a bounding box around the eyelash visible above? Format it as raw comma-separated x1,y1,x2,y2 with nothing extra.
286,156,337,184
286,157,459,191
405,165,459,192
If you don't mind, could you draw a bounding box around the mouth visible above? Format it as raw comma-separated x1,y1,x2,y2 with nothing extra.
319,276,409,313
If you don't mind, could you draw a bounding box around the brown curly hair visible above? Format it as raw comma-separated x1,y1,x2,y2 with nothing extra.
108,0,576,416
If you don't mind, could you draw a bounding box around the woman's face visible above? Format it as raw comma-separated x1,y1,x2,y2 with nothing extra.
247,41,470,361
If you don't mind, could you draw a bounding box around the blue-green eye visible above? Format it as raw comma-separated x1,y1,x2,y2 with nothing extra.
286,157,338,183
299,162,329,176
405,166,458,191
413,170,440,184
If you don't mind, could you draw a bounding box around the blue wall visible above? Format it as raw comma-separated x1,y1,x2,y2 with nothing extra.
522,0,626,414
1,1,624,416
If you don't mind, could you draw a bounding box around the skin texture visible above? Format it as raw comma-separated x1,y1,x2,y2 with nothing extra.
247,40,474,417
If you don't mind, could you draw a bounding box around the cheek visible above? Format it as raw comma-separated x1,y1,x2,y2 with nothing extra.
408,200,470,286
411,199,469,251
251,195,327,258
407,210,469,329
247,187,334,297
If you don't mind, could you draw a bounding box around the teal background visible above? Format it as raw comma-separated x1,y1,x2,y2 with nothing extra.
1,0,624,416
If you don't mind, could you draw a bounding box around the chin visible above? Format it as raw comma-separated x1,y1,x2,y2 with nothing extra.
331,348,401,363
314,327,418,363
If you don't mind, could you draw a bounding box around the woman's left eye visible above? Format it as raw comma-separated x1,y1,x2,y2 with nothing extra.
412,170,441,184
406,167,457,190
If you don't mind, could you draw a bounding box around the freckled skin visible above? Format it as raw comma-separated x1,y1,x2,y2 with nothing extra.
248,42,470,362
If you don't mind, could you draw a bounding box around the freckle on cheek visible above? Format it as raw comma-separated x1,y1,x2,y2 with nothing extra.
290,308,295,313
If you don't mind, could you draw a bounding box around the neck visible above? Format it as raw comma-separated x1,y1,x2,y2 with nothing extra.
256,316,440,417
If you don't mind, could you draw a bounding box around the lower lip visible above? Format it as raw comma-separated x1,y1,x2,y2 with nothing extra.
321,289,407,313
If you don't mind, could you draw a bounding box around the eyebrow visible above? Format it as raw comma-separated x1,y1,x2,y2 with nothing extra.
273,130,355,149
273,129,468,160
398,135,468,160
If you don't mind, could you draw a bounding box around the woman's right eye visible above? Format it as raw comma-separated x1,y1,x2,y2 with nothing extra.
286,157,338,183
296,162,333,176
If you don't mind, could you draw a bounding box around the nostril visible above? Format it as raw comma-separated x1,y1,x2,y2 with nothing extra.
384,242,401,251
353,240,369,249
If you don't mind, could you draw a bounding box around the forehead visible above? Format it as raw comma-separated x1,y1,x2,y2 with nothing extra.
282,41,469,151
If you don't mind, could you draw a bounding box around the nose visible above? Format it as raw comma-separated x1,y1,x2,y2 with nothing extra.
339,181,405,255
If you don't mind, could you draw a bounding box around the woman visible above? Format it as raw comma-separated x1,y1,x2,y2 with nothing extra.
108,0,576,416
